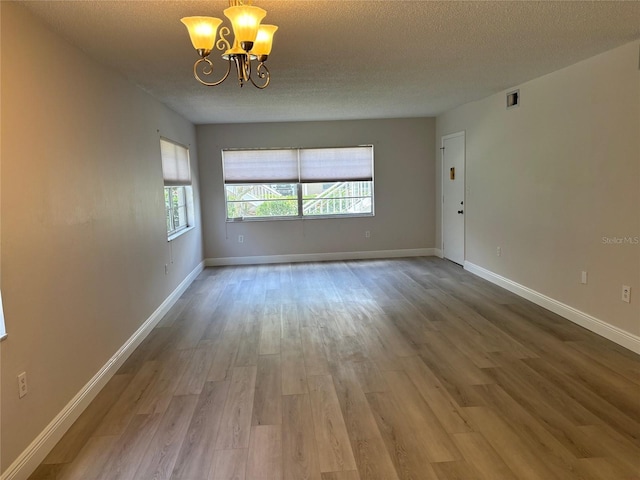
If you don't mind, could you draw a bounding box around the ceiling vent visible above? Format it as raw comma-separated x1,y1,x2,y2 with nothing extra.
507,89,520,109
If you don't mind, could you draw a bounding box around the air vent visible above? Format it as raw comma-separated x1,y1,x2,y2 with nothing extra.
507,90,520,109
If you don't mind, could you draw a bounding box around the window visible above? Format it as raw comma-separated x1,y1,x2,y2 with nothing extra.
0,290,6,341
165,186,189,234
161,138,194,239
223,146,374,220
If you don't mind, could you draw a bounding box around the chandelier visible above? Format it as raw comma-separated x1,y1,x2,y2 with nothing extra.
181,0,277,89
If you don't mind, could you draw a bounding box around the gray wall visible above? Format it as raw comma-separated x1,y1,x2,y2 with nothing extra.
436,40,640,337
197,118,436,260
1,3,202,471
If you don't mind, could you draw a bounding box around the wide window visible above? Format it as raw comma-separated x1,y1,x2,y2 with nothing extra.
223,146,374,220
161,138,194,239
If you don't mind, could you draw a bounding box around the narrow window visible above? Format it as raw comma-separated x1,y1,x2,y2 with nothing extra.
0,290,6,341
161,138,194,239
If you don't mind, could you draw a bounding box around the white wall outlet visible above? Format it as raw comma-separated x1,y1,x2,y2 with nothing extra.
238,235,244,244
496,246,502,257
581,271,588,284
18,372,28,398
622,285,631,303
365,230,371,238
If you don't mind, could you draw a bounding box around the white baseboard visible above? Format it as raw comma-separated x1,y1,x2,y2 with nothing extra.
464,261,640,354
205,248,437,267
1,261,205,480
433,248,443,258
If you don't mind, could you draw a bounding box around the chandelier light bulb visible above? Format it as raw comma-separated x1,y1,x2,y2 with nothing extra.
223,5,266,50
180,16,223,55
251,24,278,57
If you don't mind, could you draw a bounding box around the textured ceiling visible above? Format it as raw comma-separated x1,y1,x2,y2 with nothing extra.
18,0,640,125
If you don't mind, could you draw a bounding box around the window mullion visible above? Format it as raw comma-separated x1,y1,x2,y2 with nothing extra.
185,193,189,227
165,187,173,234
170,187,176,233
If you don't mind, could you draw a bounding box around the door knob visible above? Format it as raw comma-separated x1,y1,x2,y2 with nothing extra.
457,210,464,214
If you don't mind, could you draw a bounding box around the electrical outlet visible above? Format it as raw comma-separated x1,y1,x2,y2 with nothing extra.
365,230,371,238
18,372,28,398
581,271,588,284
238,235,244,244
622,285,631,303
496,246,502,257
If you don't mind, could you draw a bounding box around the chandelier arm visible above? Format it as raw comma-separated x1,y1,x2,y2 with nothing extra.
193,57,232,87
216,26,232,52
249,61,270,89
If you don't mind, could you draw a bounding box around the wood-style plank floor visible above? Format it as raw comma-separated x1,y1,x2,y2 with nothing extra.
29,258,640,480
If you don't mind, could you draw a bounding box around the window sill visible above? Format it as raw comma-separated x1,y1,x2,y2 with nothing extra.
167,225,195,242
226,213,374,223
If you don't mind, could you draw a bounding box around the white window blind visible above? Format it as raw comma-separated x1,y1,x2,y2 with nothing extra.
222,146,373,183
161,138,191,186
223,149,298,183
300,146,373,182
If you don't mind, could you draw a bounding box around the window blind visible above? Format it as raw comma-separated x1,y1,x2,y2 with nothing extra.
223,149,298,183
161,138,191,186
300,146,373,182
222,146,373,183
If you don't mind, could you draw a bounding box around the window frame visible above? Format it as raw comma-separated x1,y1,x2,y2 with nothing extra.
165,185,192,237
222,146,375,222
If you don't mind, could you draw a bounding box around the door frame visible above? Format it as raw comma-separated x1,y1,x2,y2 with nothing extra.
440,130,466,264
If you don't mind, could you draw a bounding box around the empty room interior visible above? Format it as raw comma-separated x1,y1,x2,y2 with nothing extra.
1,1,639,479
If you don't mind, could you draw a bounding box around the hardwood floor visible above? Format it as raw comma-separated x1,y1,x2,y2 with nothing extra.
29,258,640,480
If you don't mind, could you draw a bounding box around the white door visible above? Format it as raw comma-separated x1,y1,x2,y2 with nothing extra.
442,132,465,265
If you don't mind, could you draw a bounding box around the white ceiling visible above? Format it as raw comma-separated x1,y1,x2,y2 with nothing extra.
19,0,640,125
